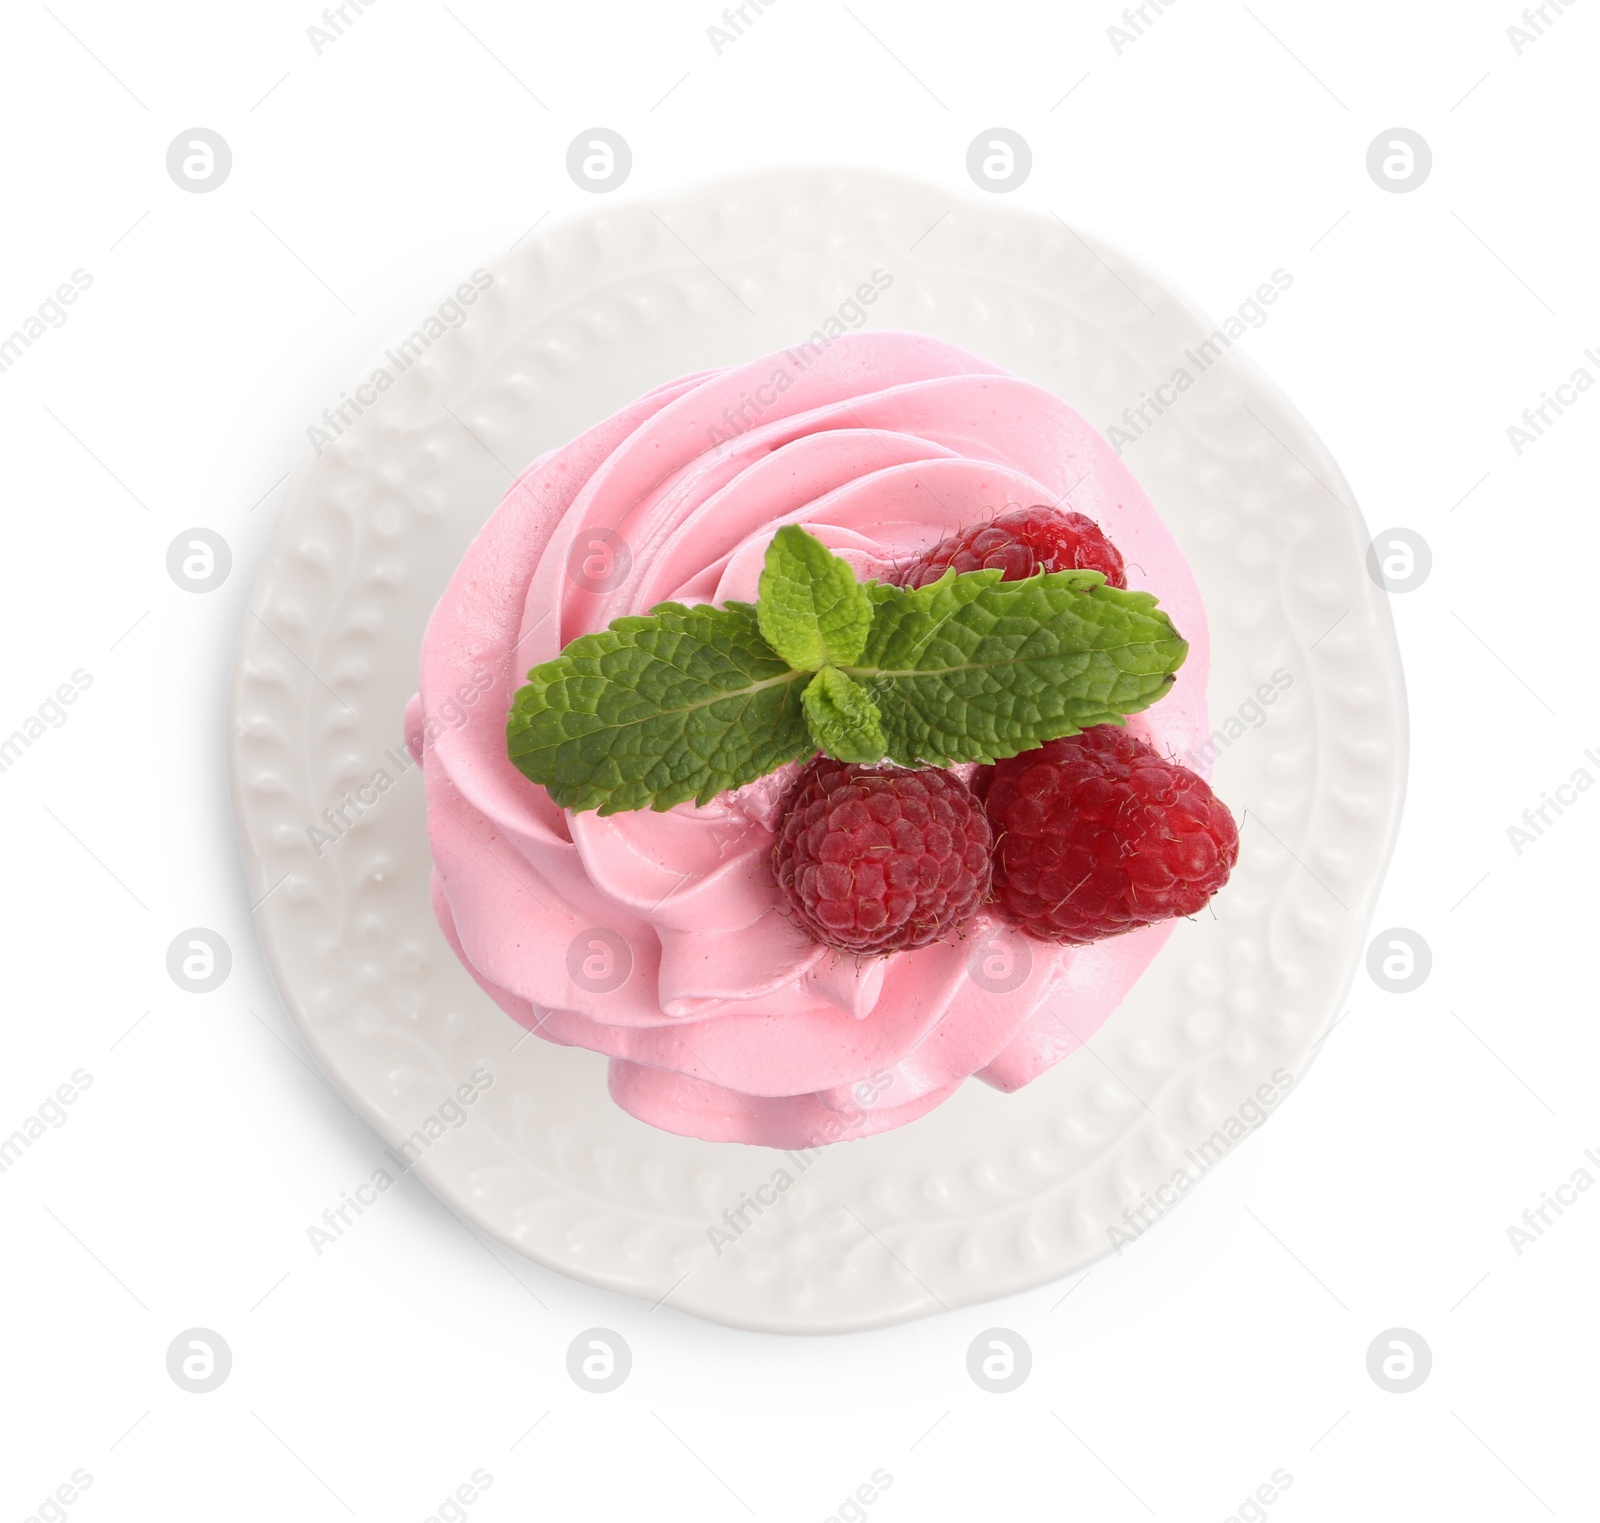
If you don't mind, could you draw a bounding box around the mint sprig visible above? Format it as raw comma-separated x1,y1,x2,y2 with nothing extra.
801,667,887,764
506,602,811,815
854,570,1185,767
507,526,1188,814
757,524,873,671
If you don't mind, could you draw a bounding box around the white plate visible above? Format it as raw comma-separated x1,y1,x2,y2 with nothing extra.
228,167,1405,1333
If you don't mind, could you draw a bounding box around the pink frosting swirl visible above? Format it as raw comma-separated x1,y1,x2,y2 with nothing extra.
407,332,1209,1148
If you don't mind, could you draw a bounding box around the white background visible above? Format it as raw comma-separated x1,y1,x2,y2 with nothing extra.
2,1,1597,1519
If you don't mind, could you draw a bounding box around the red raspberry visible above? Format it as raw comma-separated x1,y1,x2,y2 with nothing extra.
894,505,1126,589
982,727,1238,945
773,758,993,955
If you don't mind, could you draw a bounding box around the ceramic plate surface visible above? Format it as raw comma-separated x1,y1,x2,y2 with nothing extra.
228,167,1406,1333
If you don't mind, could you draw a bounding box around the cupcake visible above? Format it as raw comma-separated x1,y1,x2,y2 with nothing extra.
404,331,1235,1147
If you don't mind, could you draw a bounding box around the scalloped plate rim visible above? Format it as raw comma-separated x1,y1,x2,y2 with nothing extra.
227,165,1407,1333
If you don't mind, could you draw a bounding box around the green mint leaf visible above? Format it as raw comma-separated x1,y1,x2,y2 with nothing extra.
756,524,873,672
507,601,812,815
844,570,1187,766
801,667,888,764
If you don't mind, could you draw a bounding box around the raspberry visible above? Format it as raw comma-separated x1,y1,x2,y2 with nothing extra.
894,505,1126,590
773,758,993,955
982,727,1238,945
